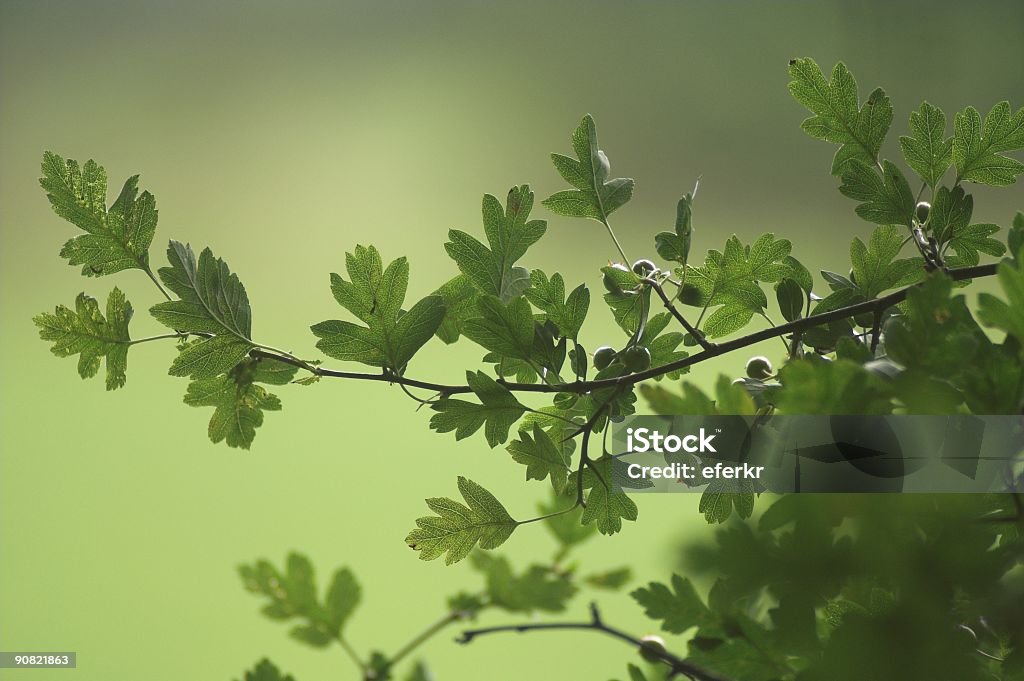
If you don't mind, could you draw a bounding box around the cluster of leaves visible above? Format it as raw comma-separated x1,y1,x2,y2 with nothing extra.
32,57,1024,681
234,494,630,681
625,492,1023,681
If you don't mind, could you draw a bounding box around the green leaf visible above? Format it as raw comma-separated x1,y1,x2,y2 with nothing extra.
850,226,923,297
238,553,360,645
445,185,547,303
899,102,953,187
699,478,755,524
632,574,712,634
34,288,133,390
430,371,527,448
40,152,158,277
507,423,571,493
311,245,445,372
978,255,1024,343
775,278,804,322
237,659,297,681
928,186,1005,266
538,494,596,547
405,476,518,565
183,356,297,449
639,313,689,380
1009,212,1024,259
584,566,632,590
150,241,255,378
774,358,893,415
655,192,695,265
470,552,576,613
953,102,1024,186
461,295,535,361
525,270,590,340
839,159,915,226
787,59,893,174
433,274,479,344
885,274,985,378
543,114,634,221
684,233,792,338
581,455,639,535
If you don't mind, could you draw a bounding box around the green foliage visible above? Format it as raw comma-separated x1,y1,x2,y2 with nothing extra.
979,251,1024,342
469,551,576,612
543,114,633,221
953,102,1024,186
40,152,158,277
683,233,793,338
237,659,297,681
34,58,1024,681
150,242,256,379
239,552,361,648
899,101,953,187
311,245,444,372
34,288,133,390
787,58,892,175
506,423,571,493
430,371,526,448
183,356,298,449
406,477,518,564
525,270,590,340
446,186,546,304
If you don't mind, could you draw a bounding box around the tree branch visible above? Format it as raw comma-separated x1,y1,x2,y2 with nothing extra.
248,263,997,396
457,602,733,681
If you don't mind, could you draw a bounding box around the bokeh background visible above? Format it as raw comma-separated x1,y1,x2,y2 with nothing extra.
1,1,1022,679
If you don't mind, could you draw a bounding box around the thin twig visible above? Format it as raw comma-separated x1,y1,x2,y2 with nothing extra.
457,602,732,681
643,277,715,350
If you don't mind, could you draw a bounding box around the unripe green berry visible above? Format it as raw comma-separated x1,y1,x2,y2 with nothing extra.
593,346,617,371
639,635,667,663
745,356,773,379
632,258,656,276
915,201,931,224
622,345,652,372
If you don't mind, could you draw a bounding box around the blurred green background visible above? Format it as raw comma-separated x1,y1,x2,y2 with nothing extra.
1,1,1021,679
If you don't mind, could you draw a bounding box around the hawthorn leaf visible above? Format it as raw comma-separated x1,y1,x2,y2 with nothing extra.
237,659,297,681
655,192,695,265
787,58,893,174
150,241,256,378
525,270,590,340
469,552,576,613
461,295,535,361
405,476,518,565
581,456,639,535
311,245,444,372
776,278,804,322
978,255,1024,343
506,423,571,493
543,114,634,220
839,159,915,226
584,567,632,590
429,371,527,448
631,574,713,634
850,225,923,297
445,185,546,303
40,152,158,277
899,101,953,187
928,186,1005,266
953,102,1024,186
639,313,689,380
538,495,596,547
774,358,893,415
183,356,297,449
238,553,360,645
699,478,756,524
1009,212,1024,259
34,287,133,390
433,274,479,343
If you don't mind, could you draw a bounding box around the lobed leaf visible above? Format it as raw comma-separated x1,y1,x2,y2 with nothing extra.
34,288,133,390
429,371,527,448
40,152,158,277
953,102,1024,186
405,477,518,565
899,101,953,187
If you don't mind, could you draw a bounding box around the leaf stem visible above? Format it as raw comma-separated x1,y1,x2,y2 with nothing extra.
386,610,464,669
126,333,184,346
600,217,629,264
